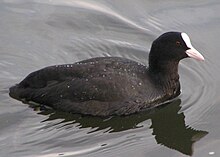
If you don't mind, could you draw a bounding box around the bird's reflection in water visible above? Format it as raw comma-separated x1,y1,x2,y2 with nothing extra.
34,99,208,156
149,99,208,156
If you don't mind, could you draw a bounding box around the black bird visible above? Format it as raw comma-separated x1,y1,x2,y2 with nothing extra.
9,32,204,116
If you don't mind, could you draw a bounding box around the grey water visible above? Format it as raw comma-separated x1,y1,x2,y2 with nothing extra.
0,0,220,157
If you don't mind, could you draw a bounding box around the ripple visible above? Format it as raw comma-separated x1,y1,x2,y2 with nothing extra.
63,37,149,64
33,0,150,33
1,0,218,157
179,57,216,125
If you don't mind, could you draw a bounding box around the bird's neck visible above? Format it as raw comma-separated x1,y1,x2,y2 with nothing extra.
149,59,179,77
148,60,181,97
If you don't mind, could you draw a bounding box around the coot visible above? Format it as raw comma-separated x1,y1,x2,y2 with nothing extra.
9,32,204,116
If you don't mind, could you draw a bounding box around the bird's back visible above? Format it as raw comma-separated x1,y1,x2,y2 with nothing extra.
10,57,167,116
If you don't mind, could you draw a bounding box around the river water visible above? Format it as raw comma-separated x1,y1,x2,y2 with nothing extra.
1,0,220,157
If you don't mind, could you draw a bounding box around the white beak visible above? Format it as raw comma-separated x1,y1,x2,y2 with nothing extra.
181,32,205,61
186,47,205,61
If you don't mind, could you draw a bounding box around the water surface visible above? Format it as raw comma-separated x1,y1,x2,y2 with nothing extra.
1,0,220,157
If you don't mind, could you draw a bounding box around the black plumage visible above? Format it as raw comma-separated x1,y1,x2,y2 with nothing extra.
9,32,204,116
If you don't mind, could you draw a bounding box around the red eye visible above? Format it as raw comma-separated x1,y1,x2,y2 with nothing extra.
176,41,181,46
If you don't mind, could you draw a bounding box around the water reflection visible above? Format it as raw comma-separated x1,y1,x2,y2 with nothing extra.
34,99,207,155
150,99,208,156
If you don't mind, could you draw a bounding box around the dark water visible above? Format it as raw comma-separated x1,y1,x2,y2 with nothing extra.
0,0,220,157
